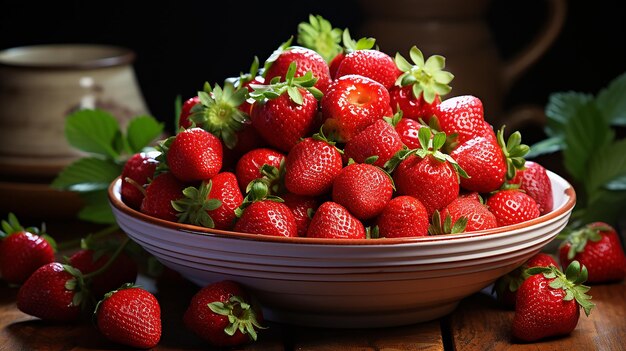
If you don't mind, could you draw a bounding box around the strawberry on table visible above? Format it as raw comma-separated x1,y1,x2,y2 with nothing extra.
321,74,392,142
332,162,393,220
184,280,263,347
391,46,454,121
95,284,161,349
512,261,594,342
159,127,223,182
343,117,404,168
307,201,366,239
511,160,554,215
0,214,55,285
559,222,626,283
335,49,400,90
234,180,297,237
376,196,429,238
250,62,322,152
140,172,186,222
120,151,159,210
486,190,540,227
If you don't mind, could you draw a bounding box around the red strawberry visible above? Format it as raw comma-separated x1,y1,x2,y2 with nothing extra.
162,128,223,182
332,163,393,220
17,262,84,321
282,193,319,237
486,190,540,227
95,284,161,349
264,41,331,94
438,196,498,233
511,161,553,214
307,201,366,239
432,95,488,144
391,46,454,121
178,96,201,129
250,63,321,152
451,134,505,193
235,148,285,192
391,128,466,216
559,222,626,283
376,196,429,238
335,50,400,89
222,122,267,169
512,261,594,342
0,214,55,285
284,136,343,197
325,28,376,79
184,280,263,347
69,248,138,298
234,200,297,237
121,152,159,210
394,117,425,149
343,119,404,168
494,252,558,308
140,172,185,222
321,74,391,142
329,53,344,79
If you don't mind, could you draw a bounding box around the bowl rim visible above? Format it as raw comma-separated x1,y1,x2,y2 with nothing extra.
108,171,576,246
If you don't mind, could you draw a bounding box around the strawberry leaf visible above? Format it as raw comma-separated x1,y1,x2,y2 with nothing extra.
51,157,123,192
65,109,122,158
596,72,626,126
78,190,116,224
126,116,164,153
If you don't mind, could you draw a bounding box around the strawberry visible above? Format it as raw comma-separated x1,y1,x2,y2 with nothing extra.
450,134,505,193
327,28,377,79
184,280,263,347
227,56,264,115
281,193,319,237
69,247,138,298
178,96,201,129
390,128,467,216
95,284,161,349
0,214,55,285
335,49,400,89
394,117,425,149
436,196,497,233
511,161,553,215
559,222,626,283
120,151,159,210
284,134,343,197
376,196,429,238
307,201,366,239
140,172,186,222
332,163,393,220
160,127,223,182
234,180,297,237
494,252,558,308
432,95,489,145
391,46,454,120
486,190,540,227
187,82,250,150
343,118,404,168
263,38,331,94
173,172,243,230
321,74,392,142
512,261,594,342
17,262,85,321
250,62,322,152
222,122,267,170
235,148,285,192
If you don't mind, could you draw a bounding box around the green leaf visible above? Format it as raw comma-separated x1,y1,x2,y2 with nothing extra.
78,190,116,224
526,136,564,158
578,189,626,226
51,157,123,192
562,101,613,183
605,175,626,190
596,72,626,126
65,109,121,158
544,92,593,137
587,138,626,197
125,116,164,153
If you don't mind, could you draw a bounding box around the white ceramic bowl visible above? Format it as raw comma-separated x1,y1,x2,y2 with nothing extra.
109,171,575,328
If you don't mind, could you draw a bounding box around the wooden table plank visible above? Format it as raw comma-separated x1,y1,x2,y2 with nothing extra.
449,282,626,351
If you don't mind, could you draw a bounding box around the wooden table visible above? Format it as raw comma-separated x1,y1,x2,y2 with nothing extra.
1,222,625,351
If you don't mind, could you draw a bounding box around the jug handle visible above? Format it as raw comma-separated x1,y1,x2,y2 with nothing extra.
502,0,567,91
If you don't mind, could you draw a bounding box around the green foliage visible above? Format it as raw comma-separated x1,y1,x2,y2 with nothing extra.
529,72,626,225
52,109,164,224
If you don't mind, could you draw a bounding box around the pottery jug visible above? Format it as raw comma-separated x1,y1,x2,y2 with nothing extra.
357,0,567,129
0,44,150,179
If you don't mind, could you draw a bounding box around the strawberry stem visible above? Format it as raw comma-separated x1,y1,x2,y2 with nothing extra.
83,237,130,280
56,224,120,251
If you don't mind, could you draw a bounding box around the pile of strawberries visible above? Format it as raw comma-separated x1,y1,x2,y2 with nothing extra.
122,17,553,240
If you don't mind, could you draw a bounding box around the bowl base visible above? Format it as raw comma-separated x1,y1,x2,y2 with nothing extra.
261,301,459,328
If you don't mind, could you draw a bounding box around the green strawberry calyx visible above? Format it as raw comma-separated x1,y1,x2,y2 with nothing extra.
189,82,249,149
226,56,261,89
428,210,467,235
171,181,222,228
497,126,530,180
63,264,90,310
394,46,454,104
525,260,595,317
560,223,611,261
0,213,57,251
235,179,284,218
262,36,293,76
208,295,265,341
342,28,376,53
297,14,342,63
250,62,323,104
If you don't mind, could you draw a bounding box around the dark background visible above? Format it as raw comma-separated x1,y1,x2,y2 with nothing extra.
1,0,624,135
